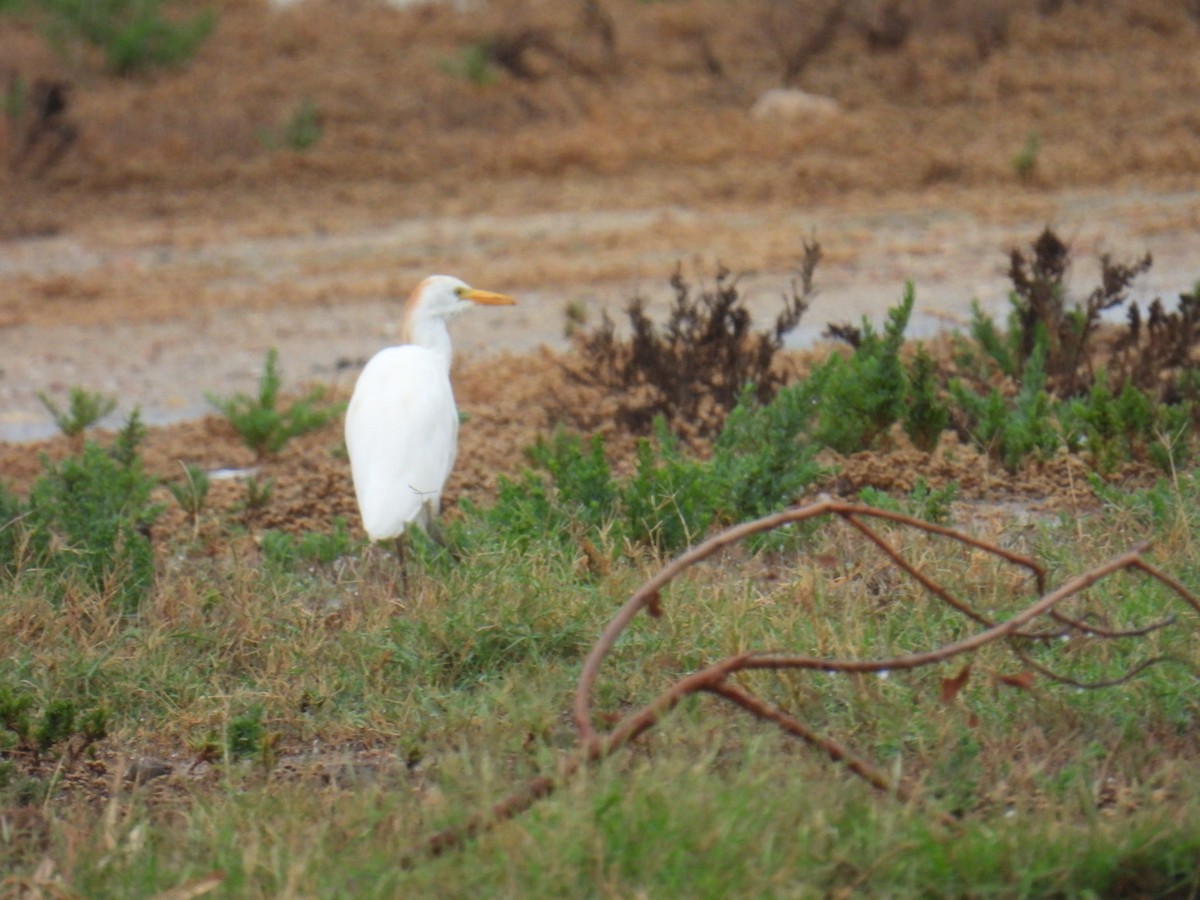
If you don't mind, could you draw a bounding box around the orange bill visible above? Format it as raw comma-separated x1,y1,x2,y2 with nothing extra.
462,288,516,306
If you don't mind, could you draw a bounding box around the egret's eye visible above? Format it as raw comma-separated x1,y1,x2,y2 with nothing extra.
453,287,465,297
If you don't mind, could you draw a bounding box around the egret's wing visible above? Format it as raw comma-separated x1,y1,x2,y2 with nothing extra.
344,346,459,540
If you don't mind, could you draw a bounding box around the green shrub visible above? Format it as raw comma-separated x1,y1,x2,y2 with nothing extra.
951,337,1060,472
467,471,565,552
13,410,161,612
859,477,958,525
226,705,266,759
0,684,35,741
2,71,25,126
37,386,116,438
903,345,951,452
103,6,214,74
438,43,498,86
261,518,356,570
464,429,621,559
36,0,215,75
963,299,1018,380
621,421,715,551
1012,131,1040,181
258,97,322,152
34,699,77,753
167,462,210,524
816,282,914,453
1076,378,1121,473
468,386,828,557
1089,470,1200,533
527,431,617,530
209,348,341,459
1148,402,1194,473
1066,382,1193,475
239,475,274,513
0,683,108,762
459,428,627,558
1056,375,1161,474
711,379,827,522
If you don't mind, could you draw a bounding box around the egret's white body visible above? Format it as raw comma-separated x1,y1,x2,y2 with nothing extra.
345,275,515,542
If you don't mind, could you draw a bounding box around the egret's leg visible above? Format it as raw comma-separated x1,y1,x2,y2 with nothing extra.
425,519,464,563
392,534,409,595
426,519,446,549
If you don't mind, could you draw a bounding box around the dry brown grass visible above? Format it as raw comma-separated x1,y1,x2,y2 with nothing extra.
3,0,1199,235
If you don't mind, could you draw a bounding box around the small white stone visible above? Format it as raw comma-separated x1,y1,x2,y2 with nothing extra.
750,88,842,122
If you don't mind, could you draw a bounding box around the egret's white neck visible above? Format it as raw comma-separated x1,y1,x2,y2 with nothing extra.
401,313,454,369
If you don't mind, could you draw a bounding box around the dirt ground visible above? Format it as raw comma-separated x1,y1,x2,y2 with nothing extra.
2,0,1199,530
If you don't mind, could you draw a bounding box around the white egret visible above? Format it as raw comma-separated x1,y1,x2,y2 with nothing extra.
345,275,516,543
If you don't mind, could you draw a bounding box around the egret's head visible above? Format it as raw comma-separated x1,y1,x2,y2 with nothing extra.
400,274,516,350
408,275,516,321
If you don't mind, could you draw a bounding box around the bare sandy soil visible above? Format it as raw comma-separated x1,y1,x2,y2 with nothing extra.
2,0,1199,529
3,185,1199,444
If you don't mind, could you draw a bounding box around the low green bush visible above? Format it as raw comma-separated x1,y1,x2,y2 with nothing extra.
3,411,161,612
859,478,958,525
209,348,341,460
37,386,116,438
257,98,322,152
816,282,914,453
261,517,357,570
951,334,1060,472
709,379,826,522
902,345,951,452
0,682,108,769
35,0,215,75
469,382,828,556
622,422,716,551
438,43,498,86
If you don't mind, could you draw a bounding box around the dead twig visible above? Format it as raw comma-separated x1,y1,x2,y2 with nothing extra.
763,0,850,87
409,500,1200,864
7,76,77,176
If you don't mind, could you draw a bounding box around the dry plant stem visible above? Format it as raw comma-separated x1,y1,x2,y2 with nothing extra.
705,680,958,829
422,775,560,861
413,504,1199,864
1011,555,1200,688
1045,608,1177,639
1130,557,1200,614
1012,648,1198,691
842,512,1049,636
1041,556,1197,638
701,681,930,808
574,501,1047,744
726,547,1180,679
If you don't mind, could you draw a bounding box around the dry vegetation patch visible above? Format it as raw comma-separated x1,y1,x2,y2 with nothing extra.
3,5,1200,890
3,0,1200,240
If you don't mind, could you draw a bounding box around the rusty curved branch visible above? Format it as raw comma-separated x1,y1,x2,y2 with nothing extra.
842,511,1051,637
574,500,1047,744
1046,608,1177,639
411,501,1197,865
1012,648,1200,690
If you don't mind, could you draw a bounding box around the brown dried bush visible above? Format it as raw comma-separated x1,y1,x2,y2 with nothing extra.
562,243,820,441
1009,227,1152,396
1111,287,1200,404
965,226,1200,403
